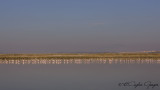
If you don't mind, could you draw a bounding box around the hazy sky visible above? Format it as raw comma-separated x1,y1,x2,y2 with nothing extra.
0,0,160,53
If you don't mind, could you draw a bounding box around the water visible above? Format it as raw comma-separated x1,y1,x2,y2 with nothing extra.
0,59,160,90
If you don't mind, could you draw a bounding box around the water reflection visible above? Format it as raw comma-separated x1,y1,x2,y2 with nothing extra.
0,58,160,64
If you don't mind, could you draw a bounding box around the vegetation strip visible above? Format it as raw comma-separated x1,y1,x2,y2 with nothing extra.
0,53,160,60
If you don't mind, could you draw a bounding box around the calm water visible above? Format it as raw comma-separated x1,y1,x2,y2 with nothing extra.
0,59,160,90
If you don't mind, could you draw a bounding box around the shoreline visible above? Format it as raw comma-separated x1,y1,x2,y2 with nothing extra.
1,53,160,60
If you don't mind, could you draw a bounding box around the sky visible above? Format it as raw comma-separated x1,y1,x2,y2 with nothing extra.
0,0,160,53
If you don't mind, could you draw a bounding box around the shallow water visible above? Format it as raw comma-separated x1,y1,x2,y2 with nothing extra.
0,59,160,90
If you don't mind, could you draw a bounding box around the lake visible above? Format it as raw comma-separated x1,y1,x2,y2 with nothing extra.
0,59,160,90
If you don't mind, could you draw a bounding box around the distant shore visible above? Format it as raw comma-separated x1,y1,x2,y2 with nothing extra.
0,53,160,60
